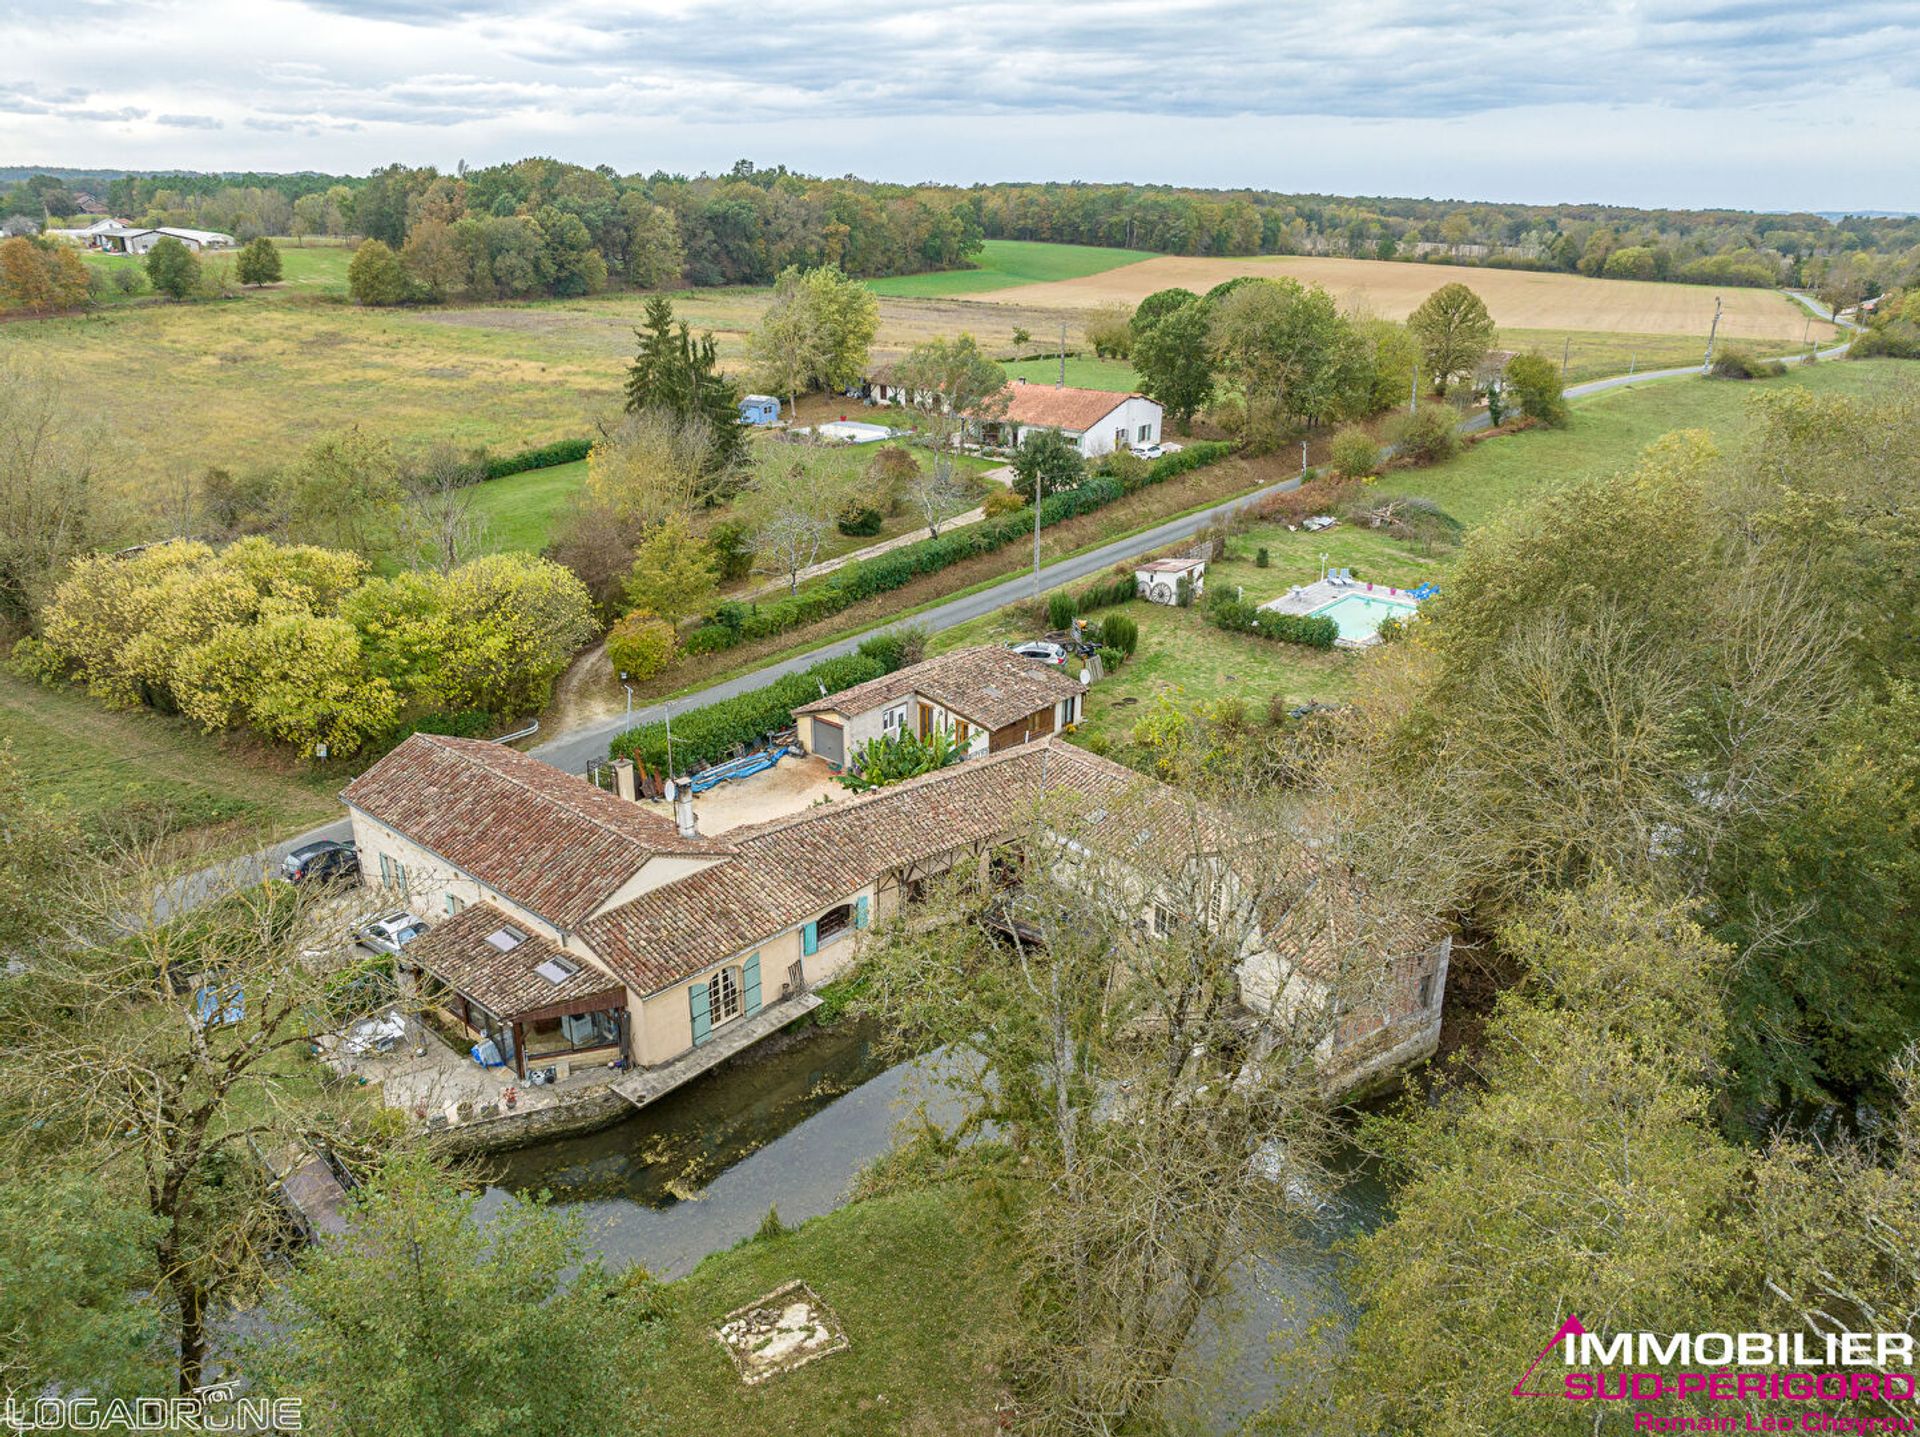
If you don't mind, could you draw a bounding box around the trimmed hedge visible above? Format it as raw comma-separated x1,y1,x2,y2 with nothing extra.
687,440,1238,657
1206,594,1338,650
608,637,908,771
482,438,593,482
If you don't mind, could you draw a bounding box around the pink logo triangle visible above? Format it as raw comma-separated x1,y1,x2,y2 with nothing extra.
1512,1315,1587,1397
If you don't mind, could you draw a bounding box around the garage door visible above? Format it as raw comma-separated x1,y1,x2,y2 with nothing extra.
812,718,844,768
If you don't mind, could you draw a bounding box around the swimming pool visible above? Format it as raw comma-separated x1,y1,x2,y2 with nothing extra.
1310,592,1419,643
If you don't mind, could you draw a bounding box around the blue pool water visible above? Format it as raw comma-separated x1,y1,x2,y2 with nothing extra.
1310,592,1419,642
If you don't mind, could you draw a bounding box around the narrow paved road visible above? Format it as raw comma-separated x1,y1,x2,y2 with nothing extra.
173,318,1864,909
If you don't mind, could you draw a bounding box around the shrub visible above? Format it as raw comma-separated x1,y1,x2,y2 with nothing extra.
1147,441,1235,482
1710,348,1787,380
1206,592,1337,649
1096,645,1125,672
481,438,592,481
1076,571,1137,610
682,624,735,656
982,486,1025,518
1175,576,1194,608
1329,426,1382,480
609,649,906,770
396,709,495,740
836,501,884,537
1385,402,1462,466
1098,450,1150,493
346,238,410,306
854,626,926,672
1256,548,1270,568
705,519,754,582
1046,591,1077,630
606,612,677,681
1100,612,1139,656
1504,351,1568,427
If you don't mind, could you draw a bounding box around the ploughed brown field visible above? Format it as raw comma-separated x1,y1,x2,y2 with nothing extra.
973,253,1836,343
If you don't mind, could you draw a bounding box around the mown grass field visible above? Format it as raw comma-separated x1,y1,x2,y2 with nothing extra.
865,237,1156,298
641,1184,1014,1436
465,435,995,556
933,360,1913,748
0,669,344,847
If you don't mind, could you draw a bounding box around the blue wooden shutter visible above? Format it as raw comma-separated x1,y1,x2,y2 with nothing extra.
854,895,870,930
742,953,762,1015
802,921,819,956
689,980,712,1046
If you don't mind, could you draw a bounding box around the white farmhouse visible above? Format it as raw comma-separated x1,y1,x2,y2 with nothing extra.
969,380,1163,459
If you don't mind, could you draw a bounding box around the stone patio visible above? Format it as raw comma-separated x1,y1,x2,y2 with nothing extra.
714,1280,850,1385
319,1010,621,1128
1258,575,1423,618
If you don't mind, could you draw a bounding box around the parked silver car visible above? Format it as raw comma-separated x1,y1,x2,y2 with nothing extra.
1009,639,1069,666
353,910,428,956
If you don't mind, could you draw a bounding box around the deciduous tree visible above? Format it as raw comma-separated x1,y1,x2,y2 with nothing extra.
234,235,282,286
143,235,201,301
1407,282,1496,396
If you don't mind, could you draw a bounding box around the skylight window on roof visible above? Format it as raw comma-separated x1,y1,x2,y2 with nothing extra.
535,954,581,985
484,925,528,953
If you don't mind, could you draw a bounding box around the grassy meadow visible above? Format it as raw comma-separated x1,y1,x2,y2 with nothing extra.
864,237,1156,297
0,668,345,849
933,359,1913,754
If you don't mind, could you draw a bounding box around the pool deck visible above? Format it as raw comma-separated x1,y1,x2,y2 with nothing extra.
1259,578,1422,648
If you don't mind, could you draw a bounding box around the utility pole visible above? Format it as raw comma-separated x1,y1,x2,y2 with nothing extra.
1561,335,1571,380
1058,322,1066,388
1032,473,1042,595
1300,439,1309,476
1409,363,1419,415
1702,295,1723,373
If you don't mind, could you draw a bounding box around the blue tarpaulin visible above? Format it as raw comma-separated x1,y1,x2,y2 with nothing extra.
688,745,795,793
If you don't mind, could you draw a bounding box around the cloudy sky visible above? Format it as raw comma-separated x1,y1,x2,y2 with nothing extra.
2,0,1915,211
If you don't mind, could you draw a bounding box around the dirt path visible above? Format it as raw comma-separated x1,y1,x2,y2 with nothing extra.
543,637,625,737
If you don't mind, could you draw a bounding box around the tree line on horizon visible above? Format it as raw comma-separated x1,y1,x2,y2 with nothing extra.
7,158,1915,313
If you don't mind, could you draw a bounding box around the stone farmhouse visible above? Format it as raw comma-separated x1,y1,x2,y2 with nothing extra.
342,720,1446,1098
791,644,1086,769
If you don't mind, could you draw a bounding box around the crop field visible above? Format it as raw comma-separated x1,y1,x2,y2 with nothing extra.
865,238,1156,298
973,253,1836,343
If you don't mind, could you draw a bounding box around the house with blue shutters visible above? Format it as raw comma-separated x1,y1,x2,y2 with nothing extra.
339,730,1450,1096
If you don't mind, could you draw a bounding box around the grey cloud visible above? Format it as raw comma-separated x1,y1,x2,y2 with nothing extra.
155,112,224,128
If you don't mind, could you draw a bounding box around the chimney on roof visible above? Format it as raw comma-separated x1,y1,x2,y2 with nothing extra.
671,777,698,840
612,757,636,802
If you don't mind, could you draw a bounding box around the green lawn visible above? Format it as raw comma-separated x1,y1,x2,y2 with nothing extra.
78,237,356,305
465,437,996,557
1001,355,1141,391
932,359,1916,758
640,1185,1013,1435
0,671,344,849
467,459,589,552
865,238,1156,298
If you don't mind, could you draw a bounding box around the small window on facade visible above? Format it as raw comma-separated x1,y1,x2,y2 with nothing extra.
816,903,853,942
1138,423,1152,441
1153,903,1185,937
1418,974,1434,1009
710,966,742,1024
445,893,465,916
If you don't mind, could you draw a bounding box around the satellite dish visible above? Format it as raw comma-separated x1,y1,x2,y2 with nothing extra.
663,779,678,802
1079,668,1093,685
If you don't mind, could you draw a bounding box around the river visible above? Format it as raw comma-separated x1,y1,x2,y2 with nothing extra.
484,1017,1386,1431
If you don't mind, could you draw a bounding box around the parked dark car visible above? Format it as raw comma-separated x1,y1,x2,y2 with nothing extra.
281,840,359,886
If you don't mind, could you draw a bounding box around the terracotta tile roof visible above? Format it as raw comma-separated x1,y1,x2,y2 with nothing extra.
792,645,1085,731
404,902,623,1018
342,734,728,929
579,740,1195,994
973,383,1146,433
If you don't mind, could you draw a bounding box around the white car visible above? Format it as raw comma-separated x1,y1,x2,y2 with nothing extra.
354,910,428,956
1010,640,1069,666
1129,443,1165,460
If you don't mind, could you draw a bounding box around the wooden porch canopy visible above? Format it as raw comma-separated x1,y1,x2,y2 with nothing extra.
401,902,623,1027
